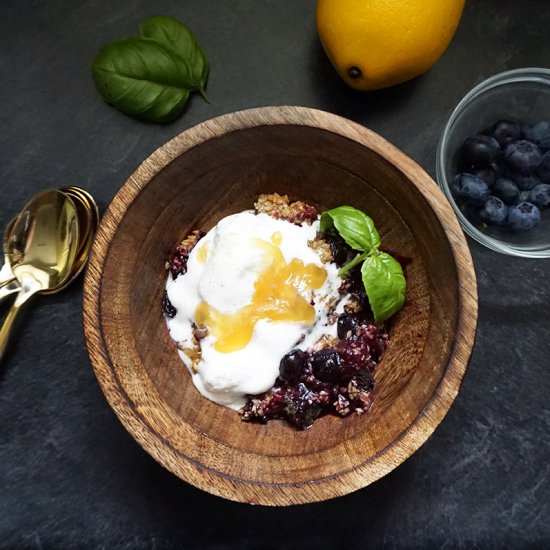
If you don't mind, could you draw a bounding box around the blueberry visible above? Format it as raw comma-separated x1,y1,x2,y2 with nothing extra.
284,383,322,429
472,167,496,187
451,173,491,205
162,291,177,318
310,348,343,382
337,313,360,339
523,121,550,151
528,183,550,209
536,151,550,182
488,160,508,180
353,370,374,393
490,119,522,147
504,140,542,174
460,135,501,168
507,202,541,230
478,196,508,226
279,349,307,382
493,178,520,205
321,233,350,266
512,173,543,191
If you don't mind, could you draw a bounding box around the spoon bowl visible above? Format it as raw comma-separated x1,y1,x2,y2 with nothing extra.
42,187,99,292
0,188,99,301
0,189,79,359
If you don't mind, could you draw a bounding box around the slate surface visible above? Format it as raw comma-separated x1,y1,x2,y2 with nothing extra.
0,1,549,548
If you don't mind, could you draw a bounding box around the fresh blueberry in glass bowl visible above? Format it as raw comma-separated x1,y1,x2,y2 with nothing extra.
523,120,550,151
512,173,542,191
459,135,500,169
490,119,522,147
528,183,550,209
478,196,508,226
504,140,542,174
472,166,496,187
451,173,490,205
493,178,520,205
507,202,541,230
535,150,550,182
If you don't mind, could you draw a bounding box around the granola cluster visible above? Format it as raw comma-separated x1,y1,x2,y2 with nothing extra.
308,237,333,263
254,193,318,225
166,230,206,280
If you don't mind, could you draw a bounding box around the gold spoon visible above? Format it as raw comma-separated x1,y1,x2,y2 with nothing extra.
0,218,17,289
0,188,98,301
0,189,79,359
63,186,99,225
41,187,98,293
61,187,99,254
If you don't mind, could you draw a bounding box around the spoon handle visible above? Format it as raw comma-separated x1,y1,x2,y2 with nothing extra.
0,279,20,303
0,284,38,361
0,258,16,288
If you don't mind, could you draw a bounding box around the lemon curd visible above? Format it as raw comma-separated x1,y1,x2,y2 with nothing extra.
165,211,342,410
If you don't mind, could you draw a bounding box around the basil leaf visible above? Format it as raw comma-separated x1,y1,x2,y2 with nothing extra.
92,37,195,122
320,206,381,252
361,252,406,323
139,15,209,100
91,16,209,122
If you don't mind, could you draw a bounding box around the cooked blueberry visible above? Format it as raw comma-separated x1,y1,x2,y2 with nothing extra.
507,201,541,230
279,349,307,381
354,369,374,392
512,173,543,191
321,233,350,266
478,196,508,226
451,173,490,205
536,150,550,182
504,140,542,174
493,178,520,205
162,291,177,318
460,135,501,168
337,313,360,339
528,183,550,209
284,383,321,430
310,348,343,382
523,121,550,150
472,167,496,187
491,119,522,147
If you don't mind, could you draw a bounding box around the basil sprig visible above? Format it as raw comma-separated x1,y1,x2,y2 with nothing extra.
320,206,406,323
92,16,209,122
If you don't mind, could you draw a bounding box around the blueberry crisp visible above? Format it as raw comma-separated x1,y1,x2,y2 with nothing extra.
163,194,406,430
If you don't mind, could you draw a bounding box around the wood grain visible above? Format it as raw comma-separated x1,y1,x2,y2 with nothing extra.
82,106,478,505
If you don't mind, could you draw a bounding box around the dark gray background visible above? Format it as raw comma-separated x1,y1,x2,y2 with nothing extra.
1,1,549,548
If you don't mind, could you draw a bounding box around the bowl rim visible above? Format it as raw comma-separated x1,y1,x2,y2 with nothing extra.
83,105,478,505
436,67,550,258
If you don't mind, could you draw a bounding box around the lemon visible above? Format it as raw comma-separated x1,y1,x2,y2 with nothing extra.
316,0,465,91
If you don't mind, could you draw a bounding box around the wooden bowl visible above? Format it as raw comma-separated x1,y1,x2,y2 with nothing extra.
83,106,477,505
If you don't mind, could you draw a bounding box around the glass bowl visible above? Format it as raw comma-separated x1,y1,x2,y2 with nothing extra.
436,68,550,258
